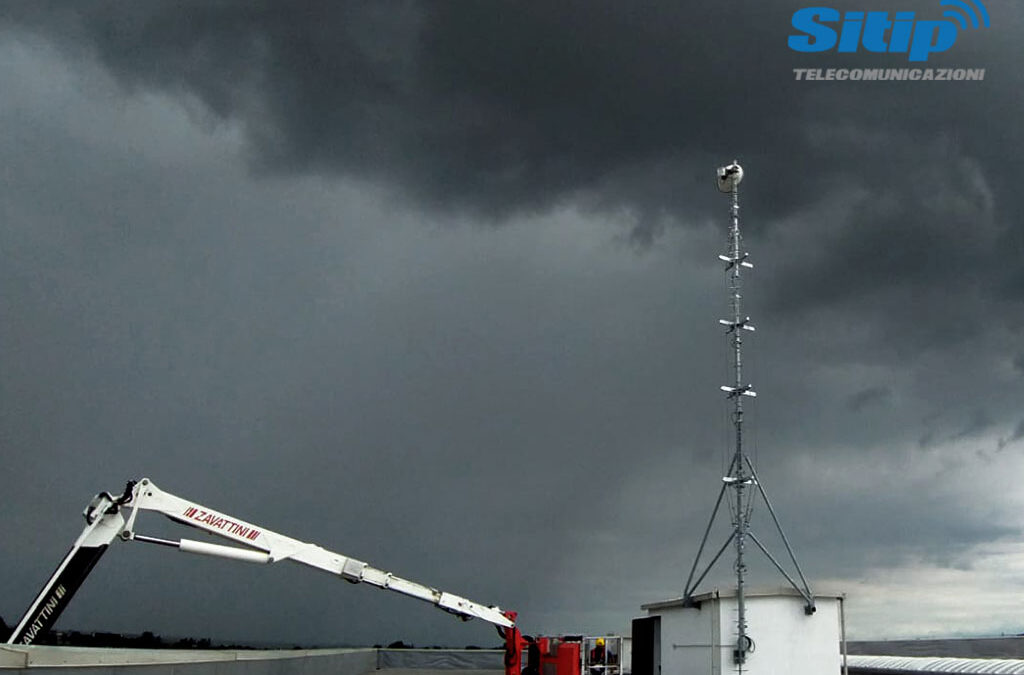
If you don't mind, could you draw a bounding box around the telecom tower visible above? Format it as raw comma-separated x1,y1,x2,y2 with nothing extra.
681,162,815,669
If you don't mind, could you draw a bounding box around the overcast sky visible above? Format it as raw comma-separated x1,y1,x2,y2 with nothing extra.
2,1,1024,648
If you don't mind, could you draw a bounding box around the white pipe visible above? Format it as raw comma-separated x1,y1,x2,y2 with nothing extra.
840,594,848,675
179,538,271,564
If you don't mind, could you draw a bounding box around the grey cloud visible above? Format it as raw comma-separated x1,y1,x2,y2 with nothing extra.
997,419,1024,451
953,409,995,441
4,3,1022,266
918,410,996,449
848,385,892,412
0,1,984,224
10,0,1015,381
3,0,1024,647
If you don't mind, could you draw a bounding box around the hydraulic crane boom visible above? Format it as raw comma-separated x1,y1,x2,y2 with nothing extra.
6,478,518,655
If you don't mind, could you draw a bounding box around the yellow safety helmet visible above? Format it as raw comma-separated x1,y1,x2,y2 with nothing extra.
596,638,605,647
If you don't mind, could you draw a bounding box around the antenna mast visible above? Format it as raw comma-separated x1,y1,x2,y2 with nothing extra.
681,161,815,669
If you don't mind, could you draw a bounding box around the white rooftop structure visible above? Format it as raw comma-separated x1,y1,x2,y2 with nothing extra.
635,587,844,675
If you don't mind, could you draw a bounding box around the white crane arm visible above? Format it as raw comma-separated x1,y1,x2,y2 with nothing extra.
123,478,513,628
6,477,513,647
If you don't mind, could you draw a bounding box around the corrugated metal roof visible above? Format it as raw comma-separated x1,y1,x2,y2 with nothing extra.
849,654,1024,674
848,638,1024,659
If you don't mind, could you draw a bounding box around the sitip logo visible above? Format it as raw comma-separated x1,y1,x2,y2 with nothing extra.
788,0,990,61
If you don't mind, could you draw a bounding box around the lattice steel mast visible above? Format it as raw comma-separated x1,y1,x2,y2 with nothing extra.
681,162,815,669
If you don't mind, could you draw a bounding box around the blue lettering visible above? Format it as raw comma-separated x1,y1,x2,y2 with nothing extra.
789,6,966,60
837,11,864,52
888,12,916,52
860,12,892,52
789,7,840,52
908,20,958,61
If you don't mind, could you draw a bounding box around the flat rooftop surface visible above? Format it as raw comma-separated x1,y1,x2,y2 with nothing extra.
0,645,504,672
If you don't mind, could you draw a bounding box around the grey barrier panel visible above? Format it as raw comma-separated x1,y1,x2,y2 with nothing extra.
0,647,380,674
376,650,504,670
0,646,512,673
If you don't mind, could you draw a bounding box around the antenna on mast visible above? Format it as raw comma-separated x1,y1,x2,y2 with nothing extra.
682,161,815,669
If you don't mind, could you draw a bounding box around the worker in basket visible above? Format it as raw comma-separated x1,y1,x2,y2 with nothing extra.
589,638,606,675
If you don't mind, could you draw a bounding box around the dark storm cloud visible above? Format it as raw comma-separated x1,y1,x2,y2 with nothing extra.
3,0,1024,646
918,408,997,448
848,385,892,411
0,0,834,222
5,1,1022,334
952,409,996,440
997,419,1024,451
